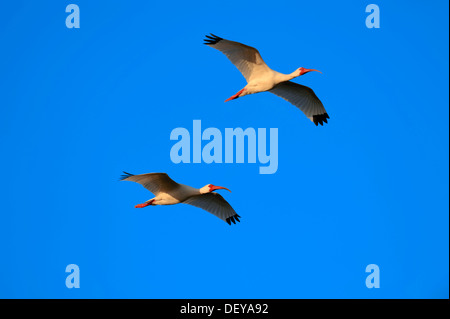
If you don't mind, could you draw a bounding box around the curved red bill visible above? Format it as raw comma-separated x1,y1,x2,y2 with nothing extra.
305,68,322,74
210,185,232,193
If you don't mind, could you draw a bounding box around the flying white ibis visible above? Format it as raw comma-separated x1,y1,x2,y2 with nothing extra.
120,172,240,225
204,34,329,126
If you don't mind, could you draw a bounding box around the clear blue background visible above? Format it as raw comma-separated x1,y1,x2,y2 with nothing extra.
0,1,448,298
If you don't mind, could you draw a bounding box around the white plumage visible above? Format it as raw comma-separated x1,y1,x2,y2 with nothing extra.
205,34,330,126
120,172,240,225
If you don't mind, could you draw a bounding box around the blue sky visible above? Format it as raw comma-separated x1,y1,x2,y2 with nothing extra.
0,1,448,298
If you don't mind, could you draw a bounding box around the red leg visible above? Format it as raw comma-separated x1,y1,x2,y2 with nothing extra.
225,88,245,102
135,200,154,208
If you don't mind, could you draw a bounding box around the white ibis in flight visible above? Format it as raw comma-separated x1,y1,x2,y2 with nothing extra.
204,34,329,126
120,172,240,225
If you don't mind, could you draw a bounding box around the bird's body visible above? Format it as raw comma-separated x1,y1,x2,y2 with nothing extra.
240,70,297,96
120,172,240,225
150,184,198,205
204,34,330,126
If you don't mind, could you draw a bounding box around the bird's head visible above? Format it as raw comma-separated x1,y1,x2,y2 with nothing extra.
200,184,232,194
297,67,322,77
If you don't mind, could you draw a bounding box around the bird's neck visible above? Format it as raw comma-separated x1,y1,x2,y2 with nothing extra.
277,71,299,83
198,185,210,194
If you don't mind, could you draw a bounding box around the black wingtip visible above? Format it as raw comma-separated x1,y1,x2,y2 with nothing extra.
120,171,134,181
204,33,223,45
226,213,241,225
313,113,330,126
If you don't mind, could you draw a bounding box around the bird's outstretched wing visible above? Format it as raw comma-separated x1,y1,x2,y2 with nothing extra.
269,81,330,126
183,193,241,225
204,34,271,82
120,172,179,195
